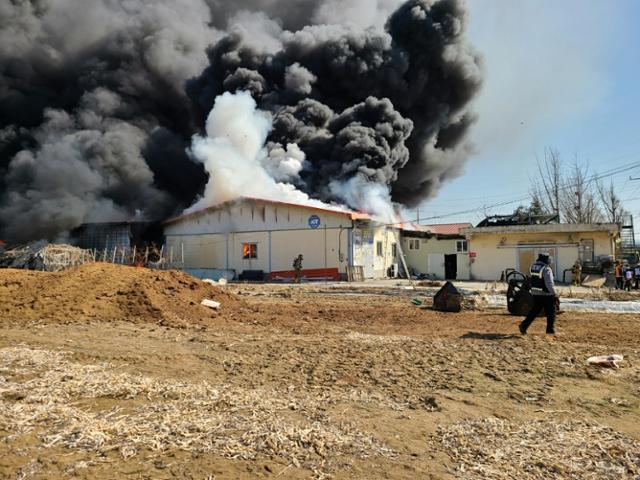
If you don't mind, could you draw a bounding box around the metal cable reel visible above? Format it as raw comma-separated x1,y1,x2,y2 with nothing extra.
506,270,535,316
506,269,560,316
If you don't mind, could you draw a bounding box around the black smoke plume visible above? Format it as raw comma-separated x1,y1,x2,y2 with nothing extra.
0,0,482,242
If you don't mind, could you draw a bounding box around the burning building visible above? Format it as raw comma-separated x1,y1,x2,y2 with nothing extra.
163,197,399,281
71,222,163,252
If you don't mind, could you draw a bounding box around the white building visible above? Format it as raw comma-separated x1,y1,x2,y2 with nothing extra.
460,223,620,281
401,223,472,280
163,197,399,281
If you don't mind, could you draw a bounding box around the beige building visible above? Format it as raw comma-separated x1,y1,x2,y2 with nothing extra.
401,223,472,280
460,223,620,281
163,197,399,281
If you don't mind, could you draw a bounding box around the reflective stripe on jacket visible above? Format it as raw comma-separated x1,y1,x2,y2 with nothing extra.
530,261,556,296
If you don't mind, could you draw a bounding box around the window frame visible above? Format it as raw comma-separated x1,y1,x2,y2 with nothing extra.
242,242,258,259
376,241,383,257
579,238,594,263
456,240,468,253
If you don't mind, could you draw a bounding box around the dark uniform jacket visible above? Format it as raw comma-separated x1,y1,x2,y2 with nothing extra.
530,261,557,296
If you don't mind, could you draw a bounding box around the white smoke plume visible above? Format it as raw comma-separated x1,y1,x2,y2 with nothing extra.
329,175,397,222
263,143,307,182
187,91,403,221
187,91,335,213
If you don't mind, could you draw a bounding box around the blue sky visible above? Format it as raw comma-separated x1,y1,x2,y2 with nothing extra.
417,0,640,228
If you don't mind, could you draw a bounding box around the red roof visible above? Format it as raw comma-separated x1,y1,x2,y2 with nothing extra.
164,196,370,225
397,222,431,232
424,223,472,235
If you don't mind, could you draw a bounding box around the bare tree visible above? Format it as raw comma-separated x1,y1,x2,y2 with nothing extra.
559,158,602,224
597,180,626,224
531,149,607,224
532,147,562,219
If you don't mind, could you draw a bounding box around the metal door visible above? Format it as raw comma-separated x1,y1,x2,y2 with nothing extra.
444,254,458,280
353,227,374,278
428,254,445,279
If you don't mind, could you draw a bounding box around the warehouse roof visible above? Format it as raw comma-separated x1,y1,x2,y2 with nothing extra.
164,196,370,225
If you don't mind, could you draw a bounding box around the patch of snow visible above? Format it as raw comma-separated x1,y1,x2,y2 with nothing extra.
485,295,640,314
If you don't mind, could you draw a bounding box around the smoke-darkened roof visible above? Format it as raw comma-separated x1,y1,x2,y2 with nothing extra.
476,213,560,227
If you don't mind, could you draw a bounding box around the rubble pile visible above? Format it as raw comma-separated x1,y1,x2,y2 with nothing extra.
433,282,463,313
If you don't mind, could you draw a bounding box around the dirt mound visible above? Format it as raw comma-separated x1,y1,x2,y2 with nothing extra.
0,263,242,326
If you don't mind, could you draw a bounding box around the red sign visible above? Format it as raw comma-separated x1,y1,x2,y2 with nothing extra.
469,252,477,258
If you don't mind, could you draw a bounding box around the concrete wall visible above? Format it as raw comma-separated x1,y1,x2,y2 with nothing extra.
401,236,470,280
467,230,615,281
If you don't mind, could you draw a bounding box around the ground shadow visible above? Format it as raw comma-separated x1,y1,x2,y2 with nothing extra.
461,332,520,340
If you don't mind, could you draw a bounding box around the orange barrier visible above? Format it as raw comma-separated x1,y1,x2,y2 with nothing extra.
269,268,341,282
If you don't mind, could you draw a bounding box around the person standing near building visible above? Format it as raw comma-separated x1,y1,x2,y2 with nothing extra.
635,263,640,290
519,253,557,336
293,254,304,284
614,261,623,290
624,265,633,291
572,260,582,286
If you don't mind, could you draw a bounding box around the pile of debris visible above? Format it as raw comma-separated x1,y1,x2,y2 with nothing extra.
0,242,94,272
433,282,463,312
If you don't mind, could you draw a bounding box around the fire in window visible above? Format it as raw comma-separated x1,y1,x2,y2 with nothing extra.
243,243,258,259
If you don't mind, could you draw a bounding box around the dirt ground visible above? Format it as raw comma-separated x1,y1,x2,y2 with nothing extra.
0,265,639,479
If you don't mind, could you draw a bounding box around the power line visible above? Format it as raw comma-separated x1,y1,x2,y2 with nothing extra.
410,160,640,211
398,160,640,226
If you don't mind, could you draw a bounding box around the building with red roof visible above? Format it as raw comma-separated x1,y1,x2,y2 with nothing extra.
400,222,472,280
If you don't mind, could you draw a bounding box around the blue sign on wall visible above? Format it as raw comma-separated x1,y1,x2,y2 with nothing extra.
308,215,321,229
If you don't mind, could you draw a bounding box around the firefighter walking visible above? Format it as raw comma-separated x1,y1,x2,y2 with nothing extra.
519,253,557,336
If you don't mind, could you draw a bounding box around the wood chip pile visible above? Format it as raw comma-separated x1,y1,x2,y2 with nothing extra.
0,263,242,326
439,417,640,479
0,347,394,477
0,242,93,271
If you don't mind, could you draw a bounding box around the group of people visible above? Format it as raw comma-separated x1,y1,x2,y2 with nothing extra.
614,261,640,291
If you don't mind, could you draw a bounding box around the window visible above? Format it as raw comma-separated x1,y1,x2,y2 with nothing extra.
408,239,420,250
456,240,468,253
579,239,594,263
242,243,258,259
376,241,383,257
391,243,397,259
